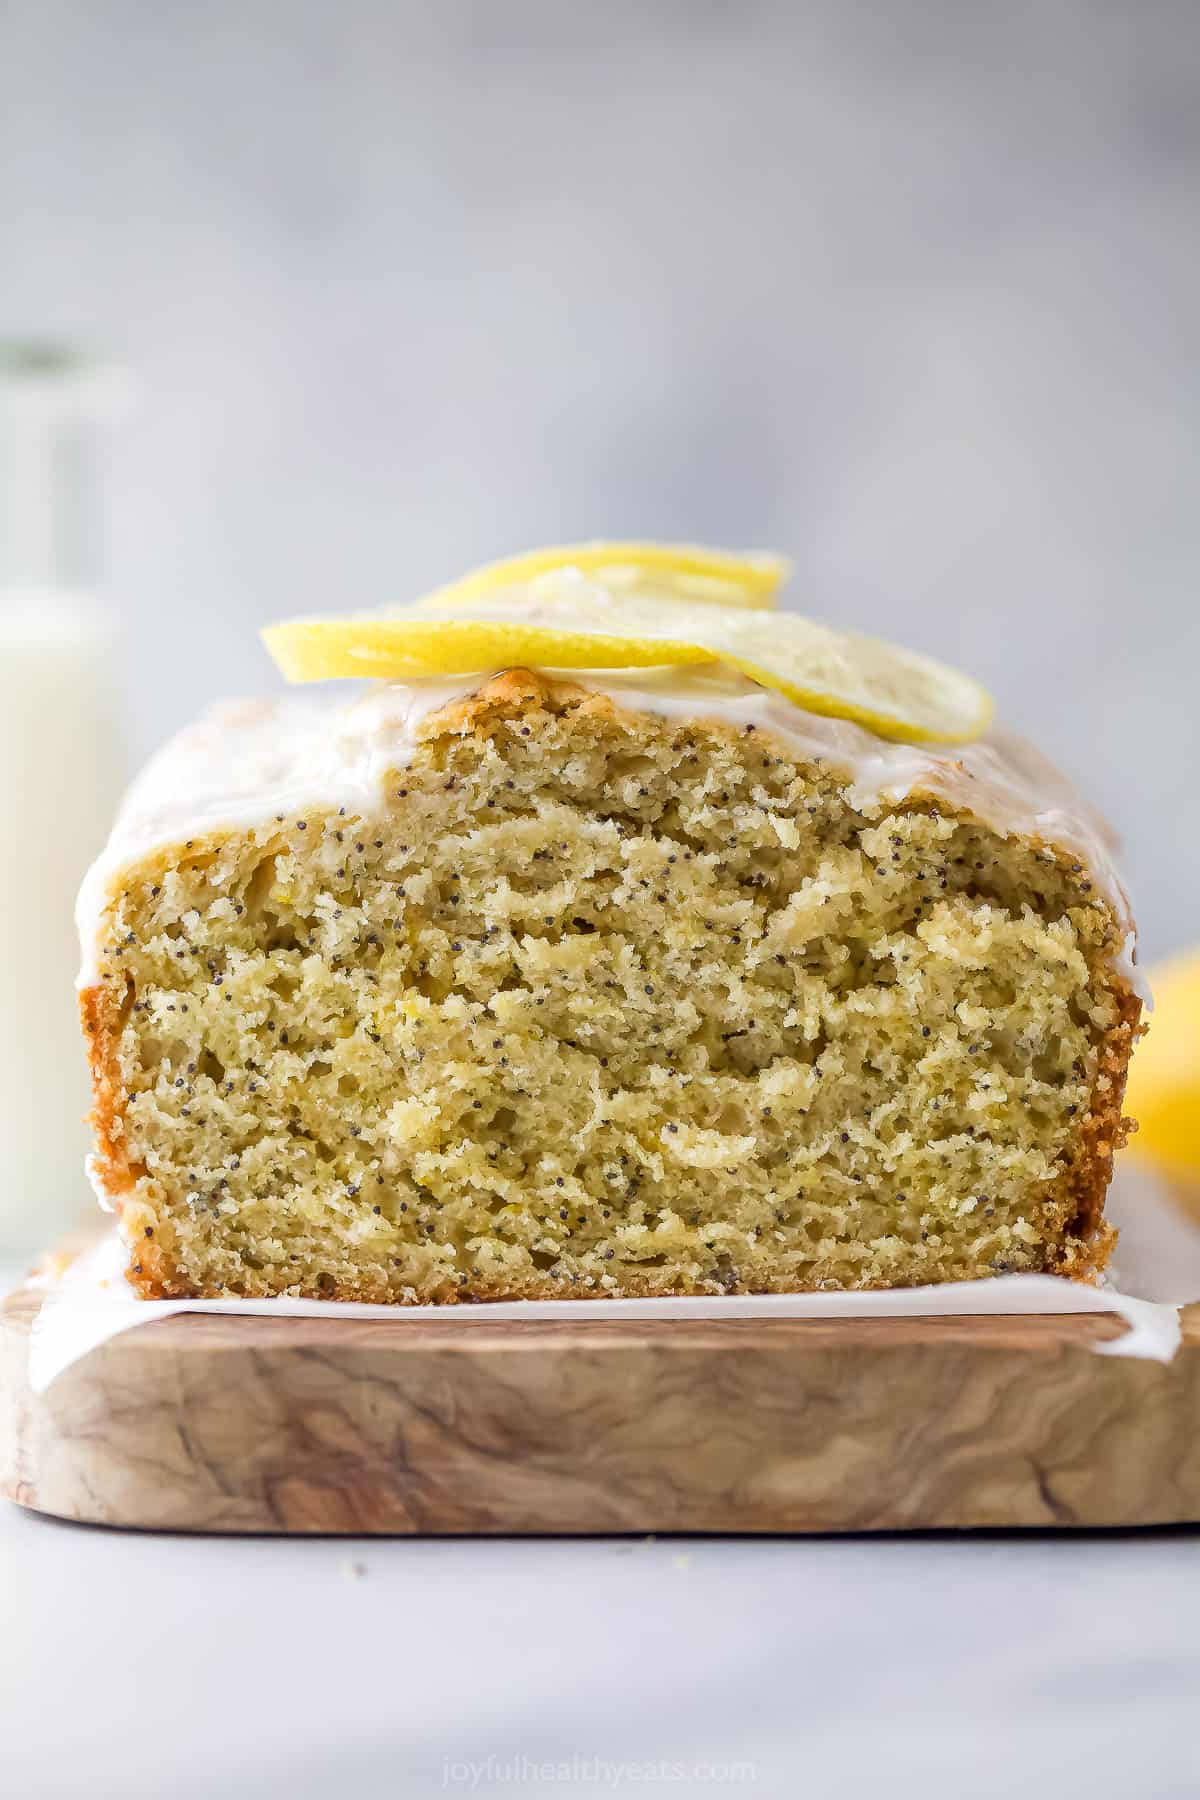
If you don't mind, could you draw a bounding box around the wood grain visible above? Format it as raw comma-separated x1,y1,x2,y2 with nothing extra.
2,1234,1198,1533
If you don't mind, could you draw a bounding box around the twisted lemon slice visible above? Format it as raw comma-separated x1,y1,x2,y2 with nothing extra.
263,554,993,745
424,542,788,610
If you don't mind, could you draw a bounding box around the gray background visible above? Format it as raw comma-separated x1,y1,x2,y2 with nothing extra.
3,0,1197,963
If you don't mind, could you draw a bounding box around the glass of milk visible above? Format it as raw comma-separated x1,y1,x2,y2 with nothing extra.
0,345,126,1260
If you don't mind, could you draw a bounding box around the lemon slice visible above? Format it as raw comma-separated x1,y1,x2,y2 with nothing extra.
423,542,788,611
263,574,993,745
1124,951,1200,1178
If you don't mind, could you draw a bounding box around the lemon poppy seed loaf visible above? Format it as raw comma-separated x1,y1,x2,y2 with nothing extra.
79,660,1141,1301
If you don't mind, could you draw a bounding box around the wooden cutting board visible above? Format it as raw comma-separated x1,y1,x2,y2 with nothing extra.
2,1230,1198,1534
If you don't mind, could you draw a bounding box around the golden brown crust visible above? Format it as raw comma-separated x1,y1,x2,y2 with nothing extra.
81,668,1143,1302
415,666,643,753
1046,980,1142,1282
80,983,180,1297
79,982,133,1203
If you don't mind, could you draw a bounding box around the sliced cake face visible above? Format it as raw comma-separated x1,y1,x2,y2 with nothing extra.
80,670,1140,1301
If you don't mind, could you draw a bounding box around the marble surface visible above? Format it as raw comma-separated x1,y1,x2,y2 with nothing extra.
1,1503,1198,1798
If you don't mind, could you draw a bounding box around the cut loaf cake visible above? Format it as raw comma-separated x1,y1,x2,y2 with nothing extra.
79,656,1141,1302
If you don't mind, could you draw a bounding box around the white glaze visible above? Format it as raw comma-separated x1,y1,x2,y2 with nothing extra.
76,665,1143,997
